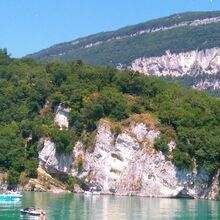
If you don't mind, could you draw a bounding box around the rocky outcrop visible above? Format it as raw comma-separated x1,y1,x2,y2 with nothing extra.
116,153,211,198
206,171,220,200
72,121,217,199
54,105,70,129
71,119,218,199
38,117,219,200
24,167,68,192
38,139,73,175
192,79,220,90
129,48,220,77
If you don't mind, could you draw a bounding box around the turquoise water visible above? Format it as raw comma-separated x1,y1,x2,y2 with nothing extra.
0,192,219,219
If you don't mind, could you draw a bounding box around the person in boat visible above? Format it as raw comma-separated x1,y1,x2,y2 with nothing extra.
22,207,45,214
25,207,41,211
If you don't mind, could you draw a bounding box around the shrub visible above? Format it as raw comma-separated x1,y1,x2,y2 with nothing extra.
65,176,82,191
154,134,169,153
7,169,20,189
172,149,193,170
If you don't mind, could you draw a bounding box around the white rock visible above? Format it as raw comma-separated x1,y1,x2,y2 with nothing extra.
39,140,73,174
147,130,160,143
168,141,176,153
80,122,215,199
131,123,148,142
39,120,218,200
54,105,70,129
206,171,220,200
131,123,159,143
192,79,220,90
129,48,220,77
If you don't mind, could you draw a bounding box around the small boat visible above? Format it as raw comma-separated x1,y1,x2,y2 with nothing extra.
20,208,46,216
84,187,101,196
0,191,23,200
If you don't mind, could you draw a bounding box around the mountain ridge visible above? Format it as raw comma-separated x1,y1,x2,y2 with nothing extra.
28,10,220,96
28,10,220,63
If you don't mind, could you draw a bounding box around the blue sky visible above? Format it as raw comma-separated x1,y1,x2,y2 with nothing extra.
0,0,219,57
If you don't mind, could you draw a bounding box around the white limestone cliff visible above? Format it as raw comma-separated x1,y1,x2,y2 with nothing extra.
38,117,219,200
129,48,220,77
70,120,217,199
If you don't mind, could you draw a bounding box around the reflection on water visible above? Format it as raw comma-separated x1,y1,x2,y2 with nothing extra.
20,215,45,220
0,192,219,219
77,196,220,220
0,200,21,205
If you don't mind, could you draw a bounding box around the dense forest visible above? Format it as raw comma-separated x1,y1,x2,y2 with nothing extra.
0,49,220,188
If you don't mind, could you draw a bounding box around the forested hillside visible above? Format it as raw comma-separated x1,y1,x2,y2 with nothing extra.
0,49,220,188
28,11,220,97
29,11,220,65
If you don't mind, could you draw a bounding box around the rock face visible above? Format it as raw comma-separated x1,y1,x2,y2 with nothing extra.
129,48,220,77
39,139,73,175
54,105,70,129
39,118,219,200
206,171,220,200
24,167,68,192
192,79,220,90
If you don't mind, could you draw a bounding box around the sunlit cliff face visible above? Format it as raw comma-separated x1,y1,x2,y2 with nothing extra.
129,48,220,77
37,116,219,200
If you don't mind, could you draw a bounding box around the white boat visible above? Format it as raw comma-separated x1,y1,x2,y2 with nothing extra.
0,191,23,200
20,208,46,216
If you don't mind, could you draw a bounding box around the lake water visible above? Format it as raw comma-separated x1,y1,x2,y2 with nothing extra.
0,192,219,219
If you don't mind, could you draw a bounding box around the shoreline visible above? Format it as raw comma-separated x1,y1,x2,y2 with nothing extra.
17,189,219,201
